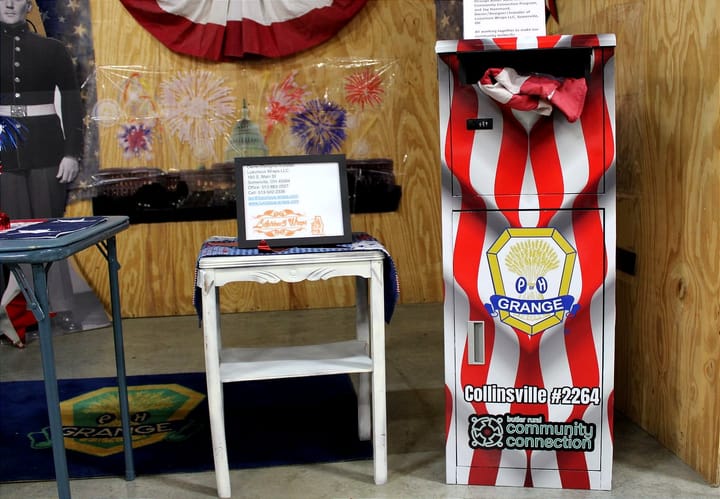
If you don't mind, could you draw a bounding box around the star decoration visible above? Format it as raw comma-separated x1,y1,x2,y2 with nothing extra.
440,13,450,29
74,23,88,38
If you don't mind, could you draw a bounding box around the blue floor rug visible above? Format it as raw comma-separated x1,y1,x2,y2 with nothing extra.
0,372,372,482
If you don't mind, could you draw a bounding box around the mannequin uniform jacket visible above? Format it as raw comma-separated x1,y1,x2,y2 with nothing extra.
0,22,83,172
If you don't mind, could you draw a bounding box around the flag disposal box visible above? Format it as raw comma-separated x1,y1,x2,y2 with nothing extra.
436,34,616,490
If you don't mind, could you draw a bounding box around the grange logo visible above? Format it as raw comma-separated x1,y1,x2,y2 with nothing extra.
485,228,579,335
31,383,206,457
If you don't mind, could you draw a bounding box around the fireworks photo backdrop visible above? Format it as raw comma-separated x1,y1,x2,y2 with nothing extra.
88,60,398,177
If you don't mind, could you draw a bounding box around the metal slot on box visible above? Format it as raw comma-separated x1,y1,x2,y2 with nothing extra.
467,321,485,365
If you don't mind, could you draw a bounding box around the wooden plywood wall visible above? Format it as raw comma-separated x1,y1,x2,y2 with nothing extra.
552,0,720,487
69,0,442,317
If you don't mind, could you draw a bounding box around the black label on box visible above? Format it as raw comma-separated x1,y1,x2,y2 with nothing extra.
467,118,493,130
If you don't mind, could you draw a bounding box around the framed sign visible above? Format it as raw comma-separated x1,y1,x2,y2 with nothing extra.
235,155,352,249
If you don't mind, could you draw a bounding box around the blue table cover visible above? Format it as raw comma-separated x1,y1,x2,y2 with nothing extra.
0,217,106,240
194,233,399,323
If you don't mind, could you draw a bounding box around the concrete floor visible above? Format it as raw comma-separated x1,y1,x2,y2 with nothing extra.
0,303,717,499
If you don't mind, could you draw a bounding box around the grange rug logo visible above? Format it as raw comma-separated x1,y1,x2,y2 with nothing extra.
484,228,580,335
27,383,205,456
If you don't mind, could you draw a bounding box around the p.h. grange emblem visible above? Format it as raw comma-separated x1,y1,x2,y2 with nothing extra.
485,228,579,335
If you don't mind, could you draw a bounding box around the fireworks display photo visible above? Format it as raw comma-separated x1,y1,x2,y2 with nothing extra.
90,59,398,172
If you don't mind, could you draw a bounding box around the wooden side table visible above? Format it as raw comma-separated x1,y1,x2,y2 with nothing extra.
196,249,387,499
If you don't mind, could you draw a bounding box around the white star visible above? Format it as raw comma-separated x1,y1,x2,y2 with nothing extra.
74,23,88,38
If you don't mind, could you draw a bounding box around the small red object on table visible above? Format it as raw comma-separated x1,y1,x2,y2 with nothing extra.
0,211,9,230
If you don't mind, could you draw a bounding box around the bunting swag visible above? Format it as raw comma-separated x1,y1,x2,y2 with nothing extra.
119,0,368,61
546,0,559,22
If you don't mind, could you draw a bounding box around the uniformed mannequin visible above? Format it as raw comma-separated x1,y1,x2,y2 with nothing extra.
0,0,83,341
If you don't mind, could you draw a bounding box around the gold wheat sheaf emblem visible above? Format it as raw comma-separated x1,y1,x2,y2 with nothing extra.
486,228,578,335
505,239,560,296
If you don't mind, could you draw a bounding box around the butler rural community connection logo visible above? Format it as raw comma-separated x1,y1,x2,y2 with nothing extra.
484,228,580,335
27,383,205,456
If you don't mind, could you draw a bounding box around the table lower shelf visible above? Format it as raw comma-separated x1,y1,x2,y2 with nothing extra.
218,340,373,382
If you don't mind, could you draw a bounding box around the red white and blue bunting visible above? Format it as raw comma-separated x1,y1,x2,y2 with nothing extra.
119,0,369,61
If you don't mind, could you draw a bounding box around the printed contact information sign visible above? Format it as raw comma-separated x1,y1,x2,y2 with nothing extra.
235,155,351,249
463,0,546,39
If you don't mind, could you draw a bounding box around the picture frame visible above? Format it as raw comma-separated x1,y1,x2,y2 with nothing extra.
234,154,352,249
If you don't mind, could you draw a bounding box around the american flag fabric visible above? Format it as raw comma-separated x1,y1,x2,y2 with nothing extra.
477,67,588,123
193,232,399,323
119,0,368,61
437,34,616,490
34,0,98,200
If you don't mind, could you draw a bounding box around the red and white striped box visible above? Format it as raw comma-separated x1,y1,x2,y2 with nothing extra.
436,34,616,490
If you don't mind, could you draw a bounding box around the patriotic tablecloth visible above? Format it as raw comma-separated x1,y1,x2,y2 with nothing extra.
0,217,106,240
194,232,399,323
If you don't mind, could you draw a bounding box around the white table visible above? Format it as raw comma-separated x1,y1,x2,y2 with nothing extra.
196,248,388,498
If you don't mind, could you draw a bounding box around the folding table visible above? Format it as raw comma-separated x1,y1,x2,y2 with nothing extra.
0,215,134,499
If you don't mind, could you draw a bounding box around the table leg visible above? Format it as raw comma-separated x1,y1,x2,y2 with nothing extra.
104,236,135,480
355,276,371,441
369,260,388,485
200,272,231,499
31,263,72,499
